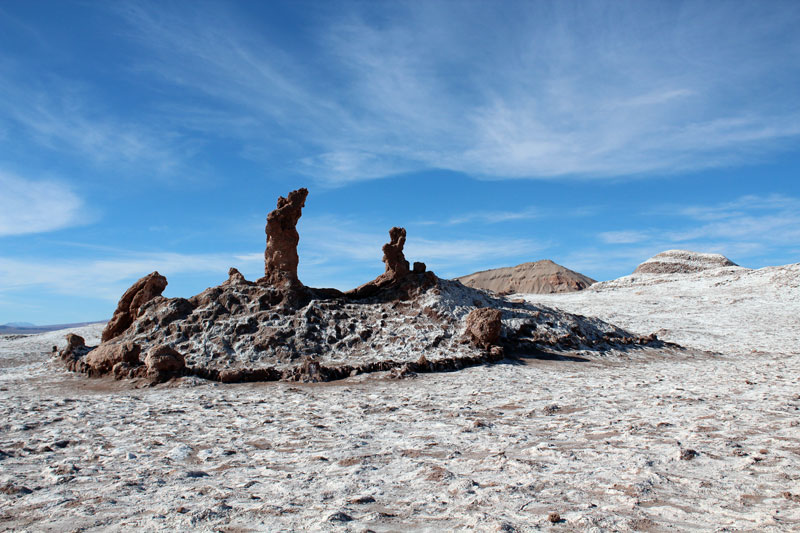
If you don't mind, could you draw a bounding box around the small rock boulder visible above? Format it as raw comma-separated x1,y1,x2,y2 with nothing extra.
144,345,185,374
58,333,92,371
465,308,503,348
85,342,141,375
102,272,168,342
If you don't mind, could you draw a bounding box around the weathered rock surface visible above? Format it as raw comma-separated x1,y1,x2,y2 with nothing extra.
465,308,502,348
456,260,595,295
346,227,431,300
144,345,185,374
102,272,168,342
85,342,141,375
262,187,308,288
382,227,410,279
60,188,669,384
633,250,738,275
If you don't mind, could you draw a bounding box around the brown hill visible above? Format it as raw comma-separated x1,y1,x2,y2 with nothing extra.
456,260,595,294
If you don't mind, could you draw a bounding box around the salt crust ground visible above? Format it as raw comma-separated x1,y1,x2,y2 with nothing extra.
1,264,799,532
520,263,800,355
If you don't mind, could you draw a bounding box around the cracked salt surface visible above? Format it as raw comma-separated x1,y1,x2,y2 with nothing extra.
1,265,800,531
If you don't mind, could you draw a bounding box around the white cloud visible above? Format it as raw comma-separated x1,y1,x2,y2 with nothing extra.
0,171,85,236
109,1,800,183
599,231,650,244
593,194,800,271
446,208,540,225
0,251,264,301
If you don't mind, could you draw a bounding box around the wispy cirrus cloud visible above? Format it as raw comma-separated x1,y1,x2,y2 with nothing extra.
105,1,800,184
445,207,541,226
0,67,186,173
0,251,264,301
0,170,86,237
593,193,800,272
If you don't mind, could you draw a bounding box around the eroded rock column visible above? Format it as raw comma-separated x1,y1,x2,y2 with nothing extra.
264,188,308,288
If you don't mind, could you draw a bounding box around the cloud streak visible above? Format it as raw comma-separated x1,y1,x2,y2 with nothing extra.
110,1,800,183
593,194,800,271
0,171,85,236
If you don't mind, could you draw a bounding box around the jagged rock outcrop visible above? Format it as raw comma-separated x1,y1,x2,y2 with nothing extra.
60,188,673,385
633,250,738,275
383,227,410,279
262,188,308,288
457,260,595,295
346,227,431,300
102,272,168,342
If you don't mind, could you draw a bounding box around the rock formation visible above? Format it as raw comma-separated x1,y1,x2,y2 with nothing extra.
346,227,431,300
456,260,595,295
465,308,503,348
101,272,168,342
262,187,308,288
383,227,410,279
633,250,738,275
59,188,670,385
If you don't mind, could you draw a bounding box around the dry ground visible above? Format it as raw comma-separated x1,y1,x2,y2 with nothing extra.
1,321,799,532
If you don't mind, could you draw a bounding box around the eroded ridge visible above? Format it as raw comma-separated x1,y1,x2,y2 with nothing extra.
58,188,671,384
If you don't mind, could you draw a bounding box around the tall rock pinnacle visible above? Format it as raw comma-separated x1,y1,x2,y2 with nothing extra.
264,188,308,288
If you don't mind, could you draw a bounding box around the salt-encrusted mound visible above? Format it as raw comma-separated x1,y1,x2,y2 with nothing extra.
633,250,738,274
58,189,668,384
456,260,595,294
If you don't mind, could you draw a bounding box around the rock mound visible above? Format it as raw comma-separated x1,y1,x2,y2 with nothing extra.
456,260,595,294
633,250,738,275
58,189,668,384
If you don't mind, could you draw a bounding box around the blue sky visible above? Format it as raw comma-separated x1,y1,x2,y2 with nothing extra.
1,0,799,324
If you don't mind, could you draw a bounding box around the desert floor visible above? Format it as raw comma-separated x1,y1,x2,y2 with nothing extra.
2,275,799,532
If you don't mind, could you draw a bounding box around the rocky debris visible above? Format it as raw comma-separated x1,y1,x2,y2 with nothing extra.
102,272,168,342
465,308,502,348
633,250,738,275
262,187,308,289
59,188,671,385
456,259,595,295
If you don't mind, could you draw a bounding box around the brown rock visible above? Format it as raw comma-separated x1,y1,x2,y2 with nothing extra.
85,342,141,375
465,308,502,348
102,272,168,342
65,333,86,351
382,227,410,278
225,267,248,285
58,333,92,372
144,345,185,374
263,188,308,288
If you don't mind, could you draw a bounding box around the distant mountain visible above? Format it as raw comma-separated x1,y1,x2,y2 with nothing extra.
2,322,36,328
0,321,106,335
633,250,739,275
455,259,595,294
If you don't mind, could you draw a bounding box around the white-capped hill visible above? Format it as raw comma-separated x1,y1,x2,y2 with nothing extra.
633,249,738,275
